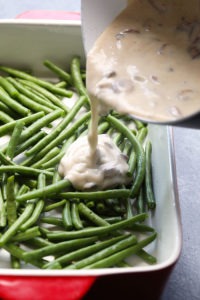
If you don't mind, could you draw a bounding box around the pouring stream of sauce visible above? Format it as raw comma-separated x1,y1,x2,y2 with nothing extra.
59,0,200,190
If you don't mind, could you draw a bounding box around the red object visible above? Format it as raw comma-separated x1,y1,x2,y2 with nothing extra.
15,10,80,20
0,276,96,300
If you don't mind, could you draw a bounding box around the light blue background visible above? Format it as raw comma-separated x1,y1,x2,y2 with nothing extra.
0,0,81,19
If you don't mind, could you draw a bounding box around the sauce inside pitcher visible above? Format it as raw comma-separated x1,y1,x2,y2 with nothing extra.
86,0,200,123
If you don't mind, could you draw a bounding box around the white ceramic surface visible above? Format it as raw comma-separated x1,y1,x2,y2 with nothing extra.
81,0,127,53
0,20,182,276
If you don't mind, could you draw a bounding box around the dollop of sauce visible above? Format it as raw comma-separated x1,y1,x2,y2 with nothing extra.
58,134,130,190
86,0,200,123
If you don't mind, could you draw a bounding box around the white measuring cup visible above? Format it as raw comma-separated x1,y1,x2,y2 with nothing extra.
81,0,200,128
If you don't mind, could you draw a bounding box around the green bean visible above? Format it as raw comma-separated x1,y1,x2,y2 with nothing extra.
52,170,62,184
127,150,137,177
145,140,156,209
3,243,47,268
26,85,52,102
16,184,30,197
23,236,99,261
36,175,50,192
47,213,147,241
17,93,52,114
0,76,19,98
137,127,148,144
31,147,60,169
40,216,64,227
0,87,29,116
84,232,157,269
17,179,37,191
20,174,46,230
105,198,121,208
1,173,7,202
85,200,95,209
24,237,52,248
62,200,73,230
103,216,123,224
136,249,157,264
6,175,17,226
39,226,50,236
14,181,19,194
44,262,62,269
55,81,67,88
0,101,17,118
41,135,76,169
113,132,123,146
0,66,73,98
0,202,35,246
11,255,21,269
16,179,71,203
0,189,6,227
136,185,146,214
19,79,69,113
6,120,24,159
107,115,145,197
71,202,83,230
60,189,130,201
116,261,131,267
15,131,47,156
126,198,133,219
81,69,86,76
129,223,155,232
20,109,62,143
0,112,44,138
11,226,41,242
95,201,108,215
79,119,106,138
44,235,127,269
134,119,146,130
0,111,14,123
70,56,88,99
68,234,137,269
26,96,86,157
19,154,37,167
123,140,132,156
43,60,72,85
0,151,15,166
78,202,109,227
7,77,58,110
33,111,91,161
44,199,66,212
0,165,53,178
97,121,110,134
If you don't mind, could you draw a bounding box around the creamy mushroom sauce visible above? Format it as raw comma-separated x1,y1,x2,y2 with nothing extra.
59,0,200,190
86,0,200,123
58,134,130,190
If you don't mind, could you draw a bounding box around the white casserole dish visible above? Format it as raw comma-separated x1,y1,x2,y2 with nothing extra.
0,20,182,300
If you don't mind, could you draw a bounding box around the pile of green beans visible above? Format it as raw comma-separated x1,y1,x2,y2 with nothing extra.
0,57,157,270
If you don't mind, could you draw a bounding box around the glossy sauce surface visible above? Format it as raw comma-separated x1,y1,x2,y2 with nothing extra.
86,0,200,123
58,134,130,190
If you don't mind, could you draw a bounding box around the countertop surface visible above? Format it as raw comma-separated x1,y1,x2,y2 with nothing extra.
0,1,200,300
